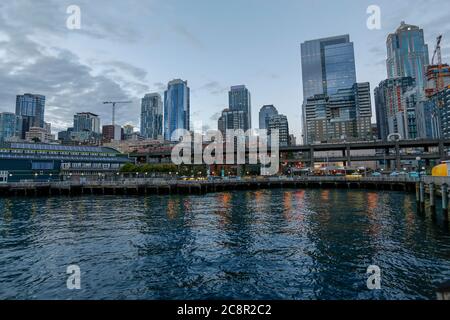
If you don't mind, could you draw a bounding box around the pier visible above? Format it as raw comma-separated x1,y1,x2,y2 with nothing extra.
1,176,449,219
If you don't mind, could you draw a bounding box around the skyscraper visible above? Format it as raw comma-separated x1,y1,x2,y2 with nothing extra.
229,85,251,130
217,108,247,136
386,22,430,94
374,77,417,140
74,112,100,133
268,114,290,147
141,93,163,140
301,35,357,143
0,112,22,141
301,35,356,100
303,83,372,143
15,93,45,138
259,105,278,130
164,80,190,141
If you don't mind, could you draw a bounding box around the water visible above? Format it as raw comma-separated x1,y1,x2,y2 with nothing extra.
0,189,449,300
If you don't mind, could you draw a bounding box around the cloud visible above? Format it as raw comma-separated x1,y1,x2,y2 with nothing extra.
0,4,148,132
172,24,204,49
198,81,228,95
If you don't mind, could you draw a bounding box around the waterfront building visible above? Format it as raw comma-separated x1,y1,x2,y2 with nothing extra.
74,112,100,133
374,77,417,140
229,85,251,130
0,142,131,182
164,80,190,141
141,93,163,140
0,112,22,141
259,105,278,130
303,83,372,143
15,93,46,138
386,22,430,95
267,114,289,147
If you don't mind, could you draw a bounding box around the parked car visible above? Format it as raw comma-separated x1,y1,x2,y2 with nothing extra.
390,172,399,177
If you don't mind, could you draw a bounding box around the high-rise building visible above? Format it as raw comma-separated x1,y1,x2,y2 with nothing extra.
374,77,417,140
259,105,278,130
267,114,290,147
141,93,163,140
217,108,248,136
15,93,46,138
164,80,190,141
0,112,22,141
386,22,430,94
229,85,251,130
301,35,356,100
304,83,372,143
74,112,100,133
102,125,123,143
301,35,357,142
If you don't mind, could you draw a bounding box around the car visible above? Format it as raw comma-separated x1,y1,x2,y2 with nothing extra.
390,172,399,177
371,172,382,177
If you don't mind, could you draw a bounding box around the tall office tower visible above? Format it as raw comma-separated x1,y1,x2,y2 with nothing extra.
217,108,248,136
267,114,290,147
303,83,372,143
141,93,163,140
259,105,278,130
0,112,22,141
374,77,417,140
229,85,251,130
164,79,190,141
15,93,46,138
301,35,357,142
74,112,101,133
386,22,430,95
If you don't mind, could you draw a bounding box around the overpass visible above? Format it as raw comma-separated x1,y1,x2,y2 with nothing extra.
130,139,450,170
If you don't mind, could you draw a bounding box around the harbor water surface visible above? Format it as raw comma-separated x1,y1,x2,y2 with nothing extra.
0,189,449,300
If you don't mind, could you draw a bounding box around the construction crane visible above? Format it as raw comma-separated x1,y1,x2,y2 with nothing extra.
103,101,132,125
432,35,443,66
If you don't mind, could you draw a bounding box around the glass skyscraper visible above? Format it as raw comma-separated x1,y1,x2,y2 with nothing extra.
15,93,45,138
141,93,163,140
301,35,356,100
386,22,429,94
228,85,251,131
0,112,22,141
259,105,278,130
73,112,100,133
164,79,190,141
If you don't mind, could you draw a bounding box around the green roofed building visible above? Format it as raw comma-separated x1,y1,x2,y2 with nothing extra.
0,142,132,183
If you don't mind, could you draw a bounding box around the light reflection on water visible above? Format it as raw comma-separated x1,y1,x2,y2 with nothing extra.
0,189,449,300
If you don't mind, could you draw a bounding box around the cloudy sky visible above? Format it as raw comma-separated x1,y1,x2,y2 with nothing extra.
0,0,449,138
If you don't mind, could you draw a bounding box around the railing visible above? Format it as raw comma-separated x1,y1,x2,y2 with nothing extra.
3,176,431,189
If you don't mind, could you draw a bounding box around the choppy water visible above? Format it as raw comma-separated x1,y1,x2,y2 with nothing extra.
0,189,449,300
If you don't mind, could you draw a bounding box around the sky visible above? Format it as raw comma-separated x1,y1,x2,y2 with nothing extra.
0,0,450,139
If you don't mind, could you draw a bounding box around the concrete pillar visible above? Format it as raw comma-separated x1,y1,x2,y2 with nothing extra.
442,183,448,218
346,147,351,168
395,143,401,171
309,147,314,168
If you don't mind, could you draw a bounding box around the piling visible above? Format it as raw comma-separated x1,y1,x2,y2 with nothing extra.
419,181,425,213
442,183,448,218
429,183,436,215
